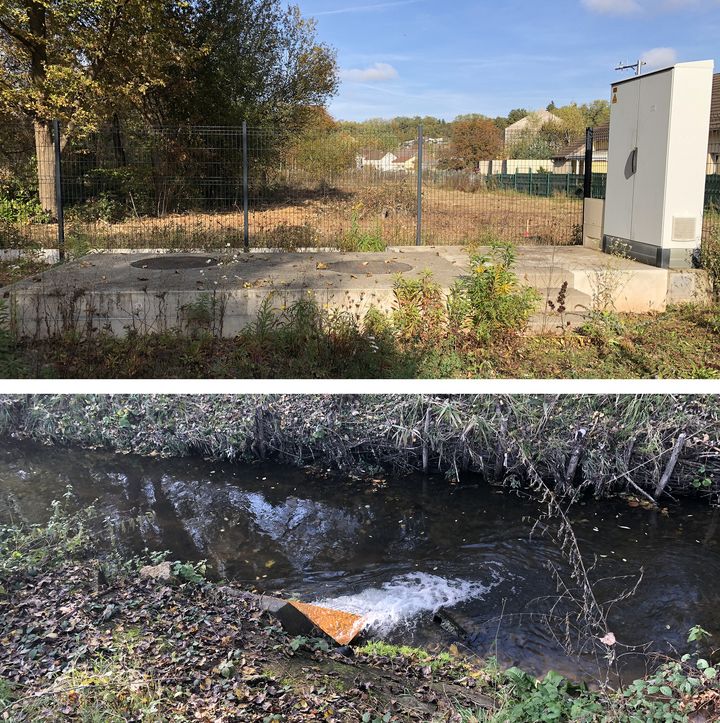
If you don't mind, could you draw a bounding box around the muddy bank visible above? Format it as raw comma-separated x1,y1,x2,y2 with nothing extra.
0,394,718,502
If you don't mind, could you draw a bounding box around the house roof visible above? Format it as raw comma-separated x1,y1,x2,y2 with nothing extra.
505,109,563,133
393,148,417,162
711,73,720,131
361,150,392,161
552,123,609,160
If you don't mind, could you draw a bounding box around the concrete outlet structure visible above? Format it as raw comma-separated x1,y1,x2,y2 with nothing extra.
2,247,708,339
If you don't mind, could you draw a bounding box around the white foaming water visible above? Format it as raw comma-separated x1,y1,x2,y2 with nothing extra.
314,572,491,637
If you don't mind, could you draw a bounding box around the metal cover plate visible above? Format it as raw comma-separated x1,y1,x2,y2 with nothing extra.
322,260,412,274
130,255,220,270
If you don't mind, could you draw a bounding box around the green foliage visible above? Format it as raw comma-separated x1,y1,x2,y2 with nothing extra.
357,641,452,671
577,310,626,350
340,208,386,251
0,487,95,577
291,131,358,187
688,625,712,643
0,299,26,378
497,667,603,722
620,651,716,722
700,220,720,300
0,196,47,225
392,271,446,342
449,242,540,342
172,560,207,584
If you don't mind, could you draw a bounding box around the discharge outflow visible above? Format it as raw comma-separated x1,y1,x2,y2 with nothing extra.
313,572,494,637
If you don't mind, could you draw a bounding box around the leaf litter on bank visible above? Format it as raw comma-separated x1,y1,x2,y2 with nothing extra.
0,562,491,722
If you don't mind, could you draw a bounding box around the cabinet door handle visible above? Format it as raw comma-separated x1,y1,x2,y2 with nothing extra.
631,147,638,174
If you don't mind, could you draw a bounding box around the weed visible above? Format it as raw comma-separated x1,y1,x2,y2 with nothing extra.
0,487,95,576
172,559,207,584
577,309,625,350
340,206,386,251
0,300,25,377
4,655,167,722
700,220,720,300
392,271,446,342
449,242,540,342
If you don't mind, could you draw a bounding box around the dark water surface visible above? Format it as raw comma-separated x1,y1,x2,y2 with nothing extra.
2,440,718,682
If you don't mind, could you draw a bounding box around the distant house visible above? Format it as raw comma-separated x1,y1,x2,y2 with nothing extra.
552,123,609,175
358,149,397,171
390,147,418,171
504,109,563,144
708,73,720,174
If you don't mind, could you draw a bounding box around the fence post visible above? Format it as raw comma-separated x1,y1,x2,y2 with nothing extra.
583,126,594,198
528,167,532,195
416,124,423,246
52,119,65,262
242,121,249,252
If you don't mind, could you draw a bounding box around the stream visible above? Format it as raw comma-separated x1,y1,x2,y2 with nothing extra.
2,440,719,683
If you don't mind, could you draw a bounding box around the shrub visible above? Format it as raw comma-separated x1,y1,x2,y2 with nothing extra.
0,195,47,224
448,242,540,342
354,179,415,217
392,271,446,342
700,219,720,300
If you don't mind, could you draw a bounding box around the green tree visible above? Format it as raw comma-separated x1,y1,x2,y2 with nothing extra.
581,99,611,127
290,130,358,187
507,108,529,125
151,1,338,130
0,0,189,215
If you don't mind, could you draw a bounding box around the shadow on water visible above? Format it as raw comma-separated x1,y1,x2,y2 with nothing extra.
1,440,719,683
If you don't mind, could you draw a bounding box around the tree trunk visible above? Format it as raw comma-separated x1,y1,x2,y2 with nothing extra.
34,120,57,219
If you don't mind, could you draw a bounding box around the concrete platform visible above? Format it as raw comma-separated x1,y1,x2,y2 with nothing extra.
2,246,707,338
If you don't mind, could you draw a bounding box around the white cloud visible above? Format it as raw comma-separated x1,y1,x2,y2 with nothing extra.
314,0,423,16
640,47,678,69
582,0,718,12
340,63,399,82
581,0,641,14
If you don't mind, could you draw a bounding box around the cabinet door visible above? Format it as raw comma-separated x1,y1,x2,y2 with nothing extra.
604,79,640,242
632,70,672,246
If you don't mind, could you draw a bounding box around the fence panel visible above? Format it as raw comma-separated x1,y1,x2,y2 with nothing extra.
245,127,417,249
58,125,246,251
2,121,597,254
419,126,586,245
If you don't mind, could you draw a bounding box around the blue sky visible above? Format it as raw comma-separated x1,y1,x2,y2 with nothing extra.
296,0,720,120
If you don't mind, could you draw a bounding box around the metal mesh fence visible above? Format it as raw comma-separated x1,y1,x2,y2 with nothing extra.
2,122,599,253
6,119,720,255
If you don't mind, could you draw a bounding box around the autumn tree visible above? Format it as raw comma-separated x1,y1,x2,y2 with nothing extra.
0,0,190,215
442,117,503,170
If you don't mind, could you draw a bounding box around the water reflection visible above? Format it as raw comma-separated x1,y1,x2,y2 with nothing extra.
1,440,719,681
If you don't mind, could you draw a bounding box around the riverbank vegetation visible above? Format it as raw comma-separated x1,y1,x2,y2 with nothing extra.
2,498,719,722
12,300,720,379
3,234,720,379
1,394,718,506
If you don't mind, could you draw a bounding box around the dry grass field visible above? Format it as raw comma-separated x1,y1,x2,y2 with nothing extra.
15,184,584,251
10,182,718,253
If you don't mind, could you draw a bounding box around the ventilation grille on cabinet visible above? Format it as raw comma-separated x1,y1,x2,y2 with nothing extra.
671,217,697,242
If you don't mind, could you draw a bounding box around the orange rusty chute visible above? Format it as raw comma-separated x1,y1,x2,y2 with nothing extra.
288,600,366,645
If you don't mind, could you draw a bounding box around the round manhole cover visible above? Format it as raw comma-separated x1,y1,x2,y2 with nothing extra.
130,255,220,270
322,260,412,274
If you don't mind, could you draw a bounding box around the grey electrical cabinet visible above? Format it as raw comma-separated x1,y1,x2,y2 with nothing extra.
603,60,714,268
